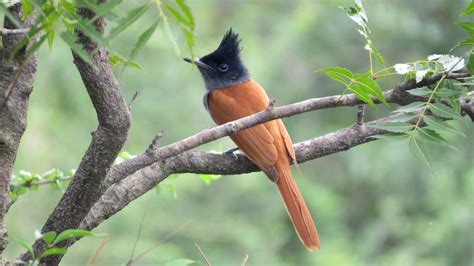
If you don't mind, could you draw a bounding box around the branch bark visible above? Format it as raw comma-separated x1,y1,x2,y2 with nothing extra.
0,3,38,259
79,72,473,234
19,5,131,265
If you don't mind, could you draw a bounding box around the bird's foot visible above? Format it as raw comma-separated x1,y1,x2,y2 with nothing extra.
223,147,239,160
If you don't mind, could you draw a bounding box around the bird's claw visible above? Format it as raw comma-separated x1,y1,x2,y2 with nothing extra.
223,147,239,160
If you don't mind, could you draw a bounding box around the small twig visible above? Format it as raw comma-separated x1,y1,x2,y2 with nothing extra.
0,27,29,36
146,131,164,153
87,240,108,266
356,105,365,125
127,90,140,110
194,242,212,266
127,194,153,265
240,253,249,266
128,221,190,265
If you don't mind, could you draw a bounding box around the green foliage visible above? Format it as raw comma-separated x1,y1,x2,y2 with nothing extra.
14,229,97,265
323,0,472,167
318,67,387,108
164,258,196,266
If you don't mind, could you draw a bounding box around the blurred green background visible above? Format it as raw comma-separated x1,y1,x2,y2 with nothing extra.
4,0,474,265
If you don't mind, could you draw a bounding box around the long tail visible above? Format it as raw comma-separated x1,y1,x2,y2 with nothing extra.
276,164,320,251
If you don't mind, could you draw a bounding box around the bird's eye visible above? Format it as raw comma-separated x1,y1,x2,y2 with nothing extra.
218,64,229,72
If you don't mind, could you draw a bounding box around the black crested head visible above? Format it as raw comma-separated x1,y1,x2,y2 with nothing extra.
184,28,250,91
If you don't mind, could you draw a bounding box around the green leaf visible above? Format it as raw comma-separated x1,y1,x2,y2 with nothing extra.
165,258,196,266
461,1,474,16
353,74,387,106
455,21,474,36
371,132,409,141
130,19,160,59
175,0,194,30
13,238,34,257
21,0,33,20
467,52,474,74
53,229,95,245
318,67,353,86
39,248,67,258
368,122,414,133
459,38,474,47
409,135,431,167
417,128,447,144
47,30,55,50
371,46,385,68
60,31,93,65
0,3,22,28
107,3,151,41
386,113,418,123
393,102,426,113
407,87,432,96
424,115,466,136
429,103,463,120
41,231,57,246
155,184,161,194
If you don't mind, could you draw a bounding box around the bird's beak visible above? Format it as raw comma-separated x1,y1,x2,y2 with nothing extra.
183,57,213,71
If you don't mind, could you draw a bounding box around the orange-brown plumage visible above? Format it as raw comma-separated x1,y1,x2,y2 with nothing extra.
208,80,320,250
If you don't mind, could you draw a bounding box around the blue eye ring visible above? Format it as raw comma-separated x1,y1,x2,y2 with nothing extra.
218,63,229,72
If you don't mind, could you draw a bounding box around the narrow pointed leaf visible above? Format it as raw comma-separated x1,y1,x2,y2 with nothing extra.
371,132,409,141
41,231,57,246
407,87,432,96
39,248,67,258
429,103,463,120
130,19,160,59
53,229,95,245
368,122,414,133
107,3,151,41
424,115,465,136
409,135,432,167
393,102,426,113
60,31,92,64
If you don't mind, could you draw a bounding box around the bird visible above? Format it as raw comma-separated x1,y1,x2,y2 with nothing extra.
183,28,320,251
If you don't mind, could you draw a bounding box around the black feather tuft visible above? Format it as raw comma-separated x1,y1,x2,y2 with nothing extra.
209,28,242,59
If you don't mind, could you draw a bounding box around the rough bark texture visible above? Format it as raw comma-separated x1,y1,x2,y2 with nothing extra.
0,3,38,260
19,6,131,265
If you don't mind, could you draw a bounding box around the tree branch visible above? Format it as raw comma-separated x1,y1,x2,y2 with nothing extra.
104,71,470,187
19,4,131,265
0,27,29,36
0,3,39,259
81,116,389,231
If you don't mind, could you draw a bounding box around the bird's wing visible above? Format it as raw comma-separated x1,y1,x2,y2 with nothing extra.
207,80,278,172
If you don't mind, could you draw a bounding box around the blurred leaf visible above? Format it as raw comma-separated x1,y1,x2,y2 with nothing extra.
393,102,425,113
20,0,33,20
408,87,431,96
340,0,368,28
163,183,177,199
353,74,387,106
39,248,67,258
424,115,466,136
0,3,22,28
107,3,151,41
165,258,196,266
461,0,474,16
467,52,474,74
200,174,222,185
458,38,474,47
429,103,463,120
130,19,160,59
371,45,384,67
13,238,34,257
386,113,418,123
455,21,474,36
108,53,142,69
53,229,95,245
175,0,194,30
409,135,431,167
41,231,57,246
60,31,93,64
368,122,414,133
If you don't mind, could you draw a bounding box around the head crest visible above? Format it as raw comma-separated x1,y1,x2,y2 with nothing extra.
210,28,242,58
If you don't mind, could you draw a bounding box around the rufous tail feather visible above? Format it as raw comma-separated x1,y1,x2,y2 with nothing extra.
276,164,320,251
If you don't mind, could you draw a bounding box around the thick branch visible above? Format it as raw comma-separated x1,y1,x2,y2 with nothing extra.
105,71,469,187
20,5,131,265
0,3,38,258
81,118,387,231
